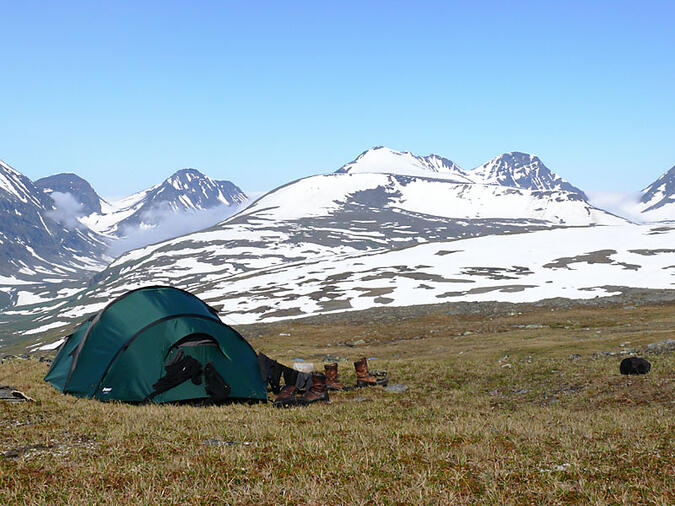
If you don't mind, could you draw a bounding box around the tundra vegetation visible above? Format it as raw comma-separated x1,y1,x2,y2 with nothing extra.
1,300,673,504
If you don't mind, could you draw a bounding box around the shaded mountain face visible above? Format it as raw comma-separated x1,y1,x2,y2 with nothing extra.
0,161,107,281
640,165,675,219
82,168,248,236
0,159,54,208
35,172,105,215
472,152,588,199
0,162,249,321
133,168,246,213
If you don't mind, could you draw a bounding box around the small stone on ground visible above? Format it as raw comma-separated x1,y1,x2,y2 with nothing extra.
383,384,409,394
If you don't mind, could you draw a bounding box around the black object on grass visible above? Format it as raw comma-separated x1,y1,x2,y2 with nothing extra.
619,357,651,375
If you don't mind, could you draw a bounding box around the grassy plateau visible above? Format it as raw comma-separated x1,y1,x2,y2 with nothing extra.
1,300,673,504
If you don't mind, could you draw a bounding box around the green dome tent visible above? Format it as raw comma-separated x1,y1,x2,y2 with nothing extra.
45,286,266,404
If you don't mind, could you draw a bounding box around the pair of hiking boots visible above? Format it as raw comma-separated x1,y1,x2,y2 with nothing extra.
326,357,388,390
273,372,329,408
273,357,387,408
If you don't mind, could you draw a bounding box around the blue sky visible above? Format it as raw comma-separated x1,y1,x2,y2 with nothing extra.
1,1,673,197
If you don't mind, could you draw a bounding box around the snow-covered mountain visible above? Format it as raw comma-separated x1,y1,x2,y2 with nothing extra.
84,169,621,301
0,161,249,313
35,173,107,216
638,165,675,222
72,165,620,300
472,152,588,198
338,148,589,199
0,147,633,347
0,161,108,299
336,146,473,182
81,168,247,236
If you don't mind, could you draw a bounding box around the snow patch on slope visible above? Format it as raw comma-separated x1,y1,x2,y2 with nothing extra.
205,224,675,323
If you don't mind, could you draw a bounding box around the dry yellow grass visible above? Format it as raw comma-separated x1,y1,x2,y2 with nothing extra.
1,301,673,504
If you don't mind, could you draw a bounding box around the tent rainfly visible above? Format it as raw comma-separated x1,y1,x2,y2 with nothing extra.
45,286,266,404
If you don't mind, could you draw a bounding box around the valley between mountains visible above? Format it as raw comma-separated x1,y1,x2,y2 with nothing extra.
1,147,673,351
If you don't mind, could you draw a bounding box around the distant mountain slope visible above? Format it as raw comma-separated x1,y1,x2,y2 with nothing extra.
0,160,52,207
472,152,587,198
0,146,642,349
70,150,621,300
236,171,620,228
35,173,106,215
0,164,623,336
81,168,248,236
639,165,675,222
0,161,250,314
4,223,673,351
0,160,108,284
83,170,621,293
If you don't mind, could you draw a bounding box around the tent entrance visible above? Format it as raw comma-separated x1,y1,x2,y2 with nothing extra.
165,333,223,372
171,333,219,349
151,333,232,404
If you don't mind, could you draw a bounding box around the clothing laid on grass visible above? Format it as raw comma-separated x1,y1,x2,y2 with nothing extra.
257,353,312,396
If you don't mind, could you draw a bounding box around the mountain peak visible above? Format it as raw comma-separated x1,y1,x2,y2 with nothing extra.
83,167,249,236
505,151,537,159
0,159,50,207
159,168,244,200
472,152,587,199
0,159,21,176
170,167,206,178
163,168,214,191
639,165,675,217
336,146,472,182
35,172,105,215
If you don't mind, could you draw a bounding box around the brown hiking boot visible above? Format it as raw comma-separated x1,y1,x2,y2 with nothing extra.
300,373,330,404
273,385,302,408
354,357,387,387
324,362,345,391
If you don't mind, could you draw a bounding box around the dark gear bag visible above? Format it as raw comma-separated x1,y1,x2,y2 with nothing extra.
145,349,203,402
204,361,231,400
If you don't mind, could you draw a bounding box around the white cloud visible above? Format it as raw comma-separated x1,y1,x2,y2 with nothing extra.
586,190,644,223
46,192,85,229
107,202,246,256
